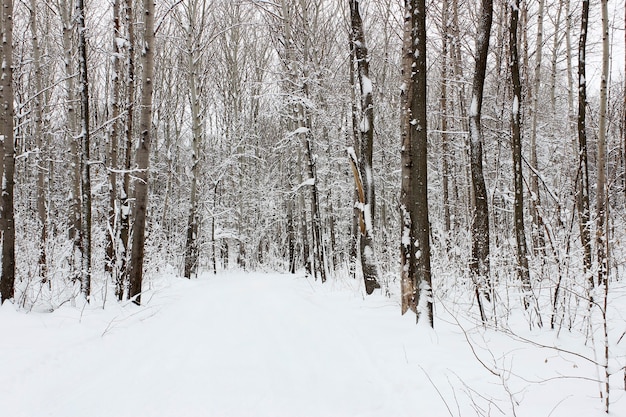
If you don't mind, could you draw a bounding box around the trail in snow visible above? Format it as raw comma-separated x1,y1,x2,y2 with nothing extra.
1,272,624,417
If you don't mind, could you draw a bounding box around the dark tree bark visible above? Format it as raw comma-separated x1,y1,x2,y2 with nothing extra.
128,0,155,305
440,0,451,236
577,0,592,285
349,0,380,295
510,0,540,325
400,0,433,326
468,0,494,318
119,0,135,299
0,0,16,303
77,0,92,300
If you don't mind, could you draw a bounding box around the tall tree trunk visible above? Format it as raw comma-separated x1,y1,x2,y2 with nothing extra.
596,0,609,288
440,0,451,235
0,0,15,303
400,0,433,326
119,0,135,299
349,0,380,295
529,0,546,254
183,5,204,279
77,0,92,300
60,0,81,253
107,0,122,284
469,0,494,315
30,0,47,282
577,0,592,284
128,0,155,305
510,0,539,322
550,0,563,114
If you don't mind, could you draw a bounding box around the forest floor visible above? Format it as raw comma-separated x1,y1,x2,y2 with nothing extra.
0,270,625,417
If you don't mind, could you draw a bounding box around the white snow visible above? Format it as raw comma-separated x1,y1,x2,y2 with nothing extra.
0,271,624,417
361,75,372,95
512,95,519,116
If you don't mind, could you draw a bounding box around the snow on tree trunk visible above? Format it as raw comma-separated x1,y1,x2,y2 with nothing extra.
77,0,92,300
349,0,380,295
29,0,48,283
510,0,542,327
128,0,155,305
577,0,592,286
468,0,494,320
400,0,433,326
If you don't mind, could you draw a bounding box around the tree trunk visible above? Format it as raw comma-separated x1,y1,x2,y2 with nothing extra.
596,0,609,288
577,0,593,285
107,0,122,283
119,0,135,300
529,0,546,255
128,0,155,305
469,0,494,313
60,0,81,253
510,0,539,323
349,0,380,295
30,0,47,282
400,0,433,326
0,0,15,303
183,7,203,279
440,0,451,235
77,0,92,300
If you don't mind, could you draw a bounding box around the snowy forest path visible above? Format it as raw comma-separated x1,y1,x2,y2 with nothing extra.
0,272,420,417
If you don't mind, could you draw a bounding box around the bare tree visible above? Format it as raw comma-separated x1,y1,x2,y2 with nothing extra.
77,0,92,300
468,0,494,320
106,0,122,286
128,0,155,305
0,0,15,303
595,0,609,288
577,0,592,285
510,0,540,326
29,0,48,283
529,0,546,254
399,0,432,325
348,0,380,295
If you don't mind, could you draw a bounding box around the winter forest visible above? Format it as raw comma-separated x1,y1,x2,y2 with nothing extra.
1,0,626,415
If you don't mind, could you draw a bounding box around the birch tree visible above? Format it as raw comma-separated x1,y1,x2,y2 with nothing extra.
77,0,92,300
595,0,609,288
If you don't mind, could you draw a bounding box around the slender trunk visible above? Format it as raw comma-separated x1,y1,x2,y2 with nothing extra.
128,0,155,305
183,17,202,279
440,0,451,235
596,0,609,288
550,0,563,114
469,0,494,307
77,0,92,300
349,0,380,295
107,0,121,284
529,0,546,254
577,0,592,283
60,1,81,248
0,0,16,303
30,0,47,281
510,0,536,317
119,0,135,298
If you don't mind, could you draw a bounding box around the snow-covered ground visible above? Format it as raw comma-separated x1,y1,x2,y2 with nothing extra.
1,271,624,416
